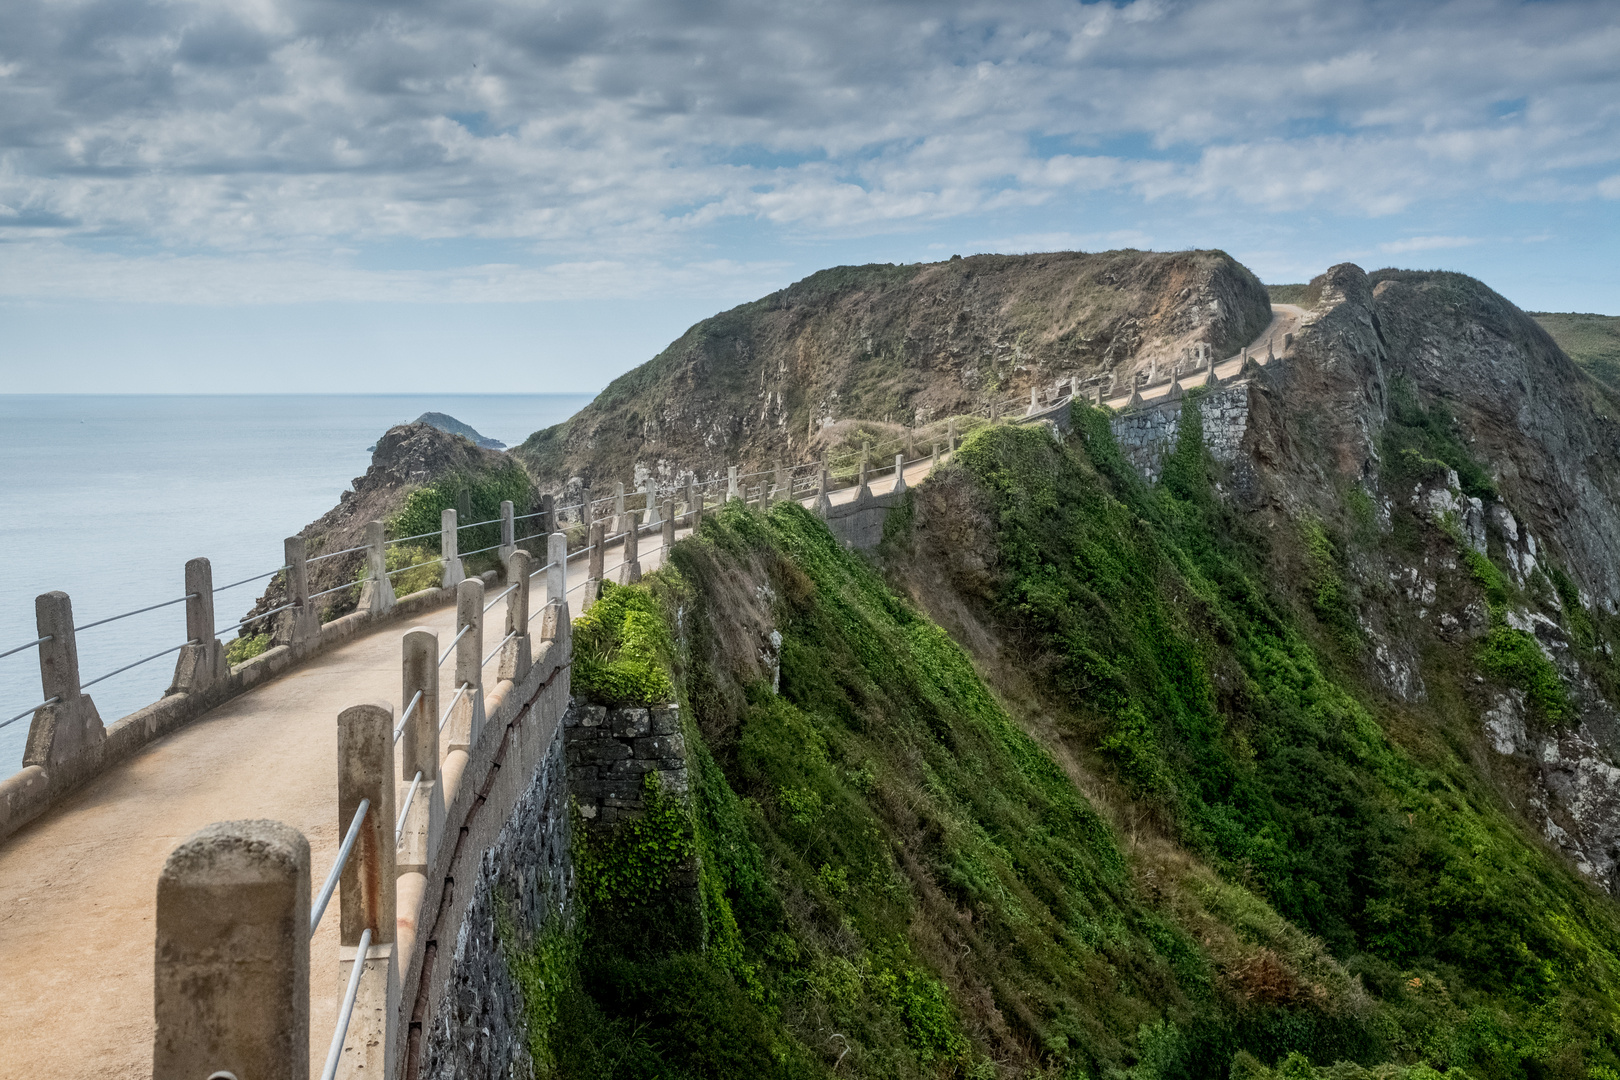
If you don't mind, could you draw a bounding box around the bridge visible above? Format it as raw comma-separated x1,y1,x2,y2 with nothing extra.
0,312,1292,1080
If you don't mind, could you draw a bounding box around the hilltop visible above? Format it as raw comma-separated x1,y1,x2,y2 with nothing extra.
512,249,1271,493
1530,311,1620,392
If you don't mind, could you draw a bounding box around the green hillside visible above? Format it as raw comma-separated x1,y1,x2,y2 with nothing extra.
1530,312,1620,391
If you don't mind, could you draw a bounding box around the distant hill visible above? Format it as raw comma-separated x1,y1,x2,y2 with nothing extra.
368,412,505,452
1530,311,1620,391
513,248,1271,490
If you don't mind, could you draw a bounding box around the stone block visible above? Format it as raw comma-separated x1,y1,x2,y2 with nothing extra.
634,734,686,760
577,705,607,728
611,708,650,737
608,758,657,777
650,705,681,735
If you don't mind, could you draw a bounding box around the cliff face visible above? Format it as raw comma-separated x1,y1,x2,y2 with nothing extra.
513,249,1271,493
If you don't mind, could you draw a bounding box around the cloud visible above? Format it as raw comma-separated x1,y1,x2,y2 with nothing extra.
0,0,1617,300
1378,236,1480,254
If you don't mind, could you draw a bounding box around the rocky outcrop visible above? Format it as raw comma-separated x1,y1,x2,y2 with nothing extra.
513,249,1271,494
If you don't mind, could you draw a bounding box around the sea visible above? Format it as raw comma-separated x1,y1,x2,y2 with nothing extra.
0,394,593,771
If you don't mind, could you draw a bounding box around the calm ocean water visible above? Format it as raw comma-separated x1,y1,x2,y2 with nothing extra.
0,394,592,771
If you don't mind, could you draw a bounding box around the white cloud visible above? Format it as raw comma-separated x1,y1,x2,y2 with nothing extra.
0,0,1616,300
1378,236,1480,254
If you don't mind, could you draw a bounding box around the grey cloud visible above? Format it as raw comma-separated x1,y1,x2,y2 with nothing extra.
0,0,1615,271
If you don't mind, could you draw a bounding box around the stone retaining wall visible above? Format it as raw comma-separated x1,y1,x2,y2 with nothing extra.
1109,383,1252,484
565,701,689,826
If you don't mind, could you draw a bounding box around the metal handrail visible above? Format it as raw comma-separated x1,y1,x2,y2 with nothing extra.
456,516,503,531
387,556,446,576
395,770,424,839
393,691,423,743
310,798,369,937
438,683,468,732
1,696,59,730
307,543,369,565
460,542,502,559
74,593,198,634
483,632,514,668
0,636,50,661
482,585,516,613
225,601,296,635
320,925,372,1080
309,582,353,601
213,567,289,593
80,639,199,692
438,624,470,666
386,529,441,546
527,559,557,579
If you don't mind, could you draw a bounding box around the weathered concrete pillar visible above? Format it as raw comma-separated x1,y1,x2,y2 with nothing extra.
931,441,940,471
153,820,310,1080
947,418,957,454
857,449,871,501
1283,332,1293,351
588,520,605,583
499,500,516,567
540,493,555,536
541,532,569,642
644,485,661,528
1098,383,1108,405
359,521,396,615
279,536,321,646
501,550,532,683
816,469,831,518
440,509,464,589
578,486,592,525
335,702,399,1080
443,579,486,754
23,591,104,803
1027,386,1039,415
684,477,697,524
396,629,443,886
662,499,676,554
613,482,627,533
169,557,226,695
892,453,907,494
620,513,642,584
727,466,740,502
772,461,785,502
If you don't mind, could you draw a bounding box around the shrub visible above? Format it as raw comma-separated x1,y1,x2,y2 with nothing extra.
225,633,270,666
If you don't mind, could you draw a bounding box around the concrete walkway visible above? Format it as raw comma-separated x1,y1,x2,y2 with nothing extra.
0,465,929,1080
0,299,1288,1077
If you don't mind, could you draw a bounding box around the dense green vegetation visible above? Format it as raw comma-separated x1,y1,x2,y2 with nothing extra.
514,404,1620,1078
387,461,532,567
1529,312,1620,392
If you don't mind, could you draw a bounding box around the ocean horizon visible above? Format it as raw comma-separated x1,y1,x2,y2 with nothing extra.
0,393,593,771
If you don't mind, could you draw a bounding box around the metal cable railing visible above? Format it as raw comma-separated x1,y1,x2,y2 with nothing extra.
438,625,470,666
306,543,369,565
320,925,371,1080
213,567,288,594
387,556,445,576
74,593,198,634
0,636,50,661
224,601,296,636
456,516,503,531
392,691,423,743
482,585,516,613
1,697,59,731
460,542,502,559
80,639,200,692
386,529,441,547
483,632,514,668
438,684,468,733
311,799,369,937
396,771,423,840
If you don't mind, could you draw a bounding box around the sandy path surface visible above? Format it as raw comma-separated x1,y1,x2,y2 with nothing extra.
0,463,930,1080
1099,303,1308,409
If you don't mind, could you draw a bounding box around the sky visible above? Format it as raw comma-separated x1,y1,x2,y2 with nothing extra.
1,0,1617,394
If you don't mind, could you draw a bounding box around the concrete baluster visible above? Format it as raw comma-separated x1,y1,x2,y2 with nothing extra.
280,536,321,646
892,453,907,494
540,532,569,642
501,550,532,683
931,441,940,472
335,702,399,1080
684,477,697,525
857,444,871,501
773,461,785,502
579,486,592,526
816,469,831,518
499,500,516,567
947,417,957,455
360,521,396,614
727,466,740,502
24,591,105,796
394,629,441,965
169,558,226,695
613,482,627,533
440,509,465,589
620,513,642,584
540,493,555,536
447,579,485,754
1027,386,1039,416
153,820,310,1080
662,499,675,555
644,485,660,529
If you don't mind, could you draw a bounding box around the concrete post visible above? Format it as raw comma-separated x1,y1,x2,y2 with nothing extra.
727,466,740,501
1027,386,1038,415
857,448,870,501
892,453,907,494
947,418,957,454
169,557,226,695
579,486,592,525
620,513,642,584
546,533,567,611
453,579,484,702
499,500,516,567
1098,383,1108,405
335,702,399,1080
359,521,396,615
153,820,310,1080
614,482,627,531
588,521,605,583
773,461,785,502
540,493,555,536
684,478,697,524
501,550,533,683
279,536,321,646
931,442,940,471
440,508,464,588
816,470,831,518
662,499,675,554
1284,332,1293,350
24,591,105,794
396,629,442,884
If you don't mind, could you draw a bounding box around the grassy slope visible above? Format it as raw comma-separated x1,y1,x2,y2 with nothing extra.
525,402,1620,1079
1529,312,1620,392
